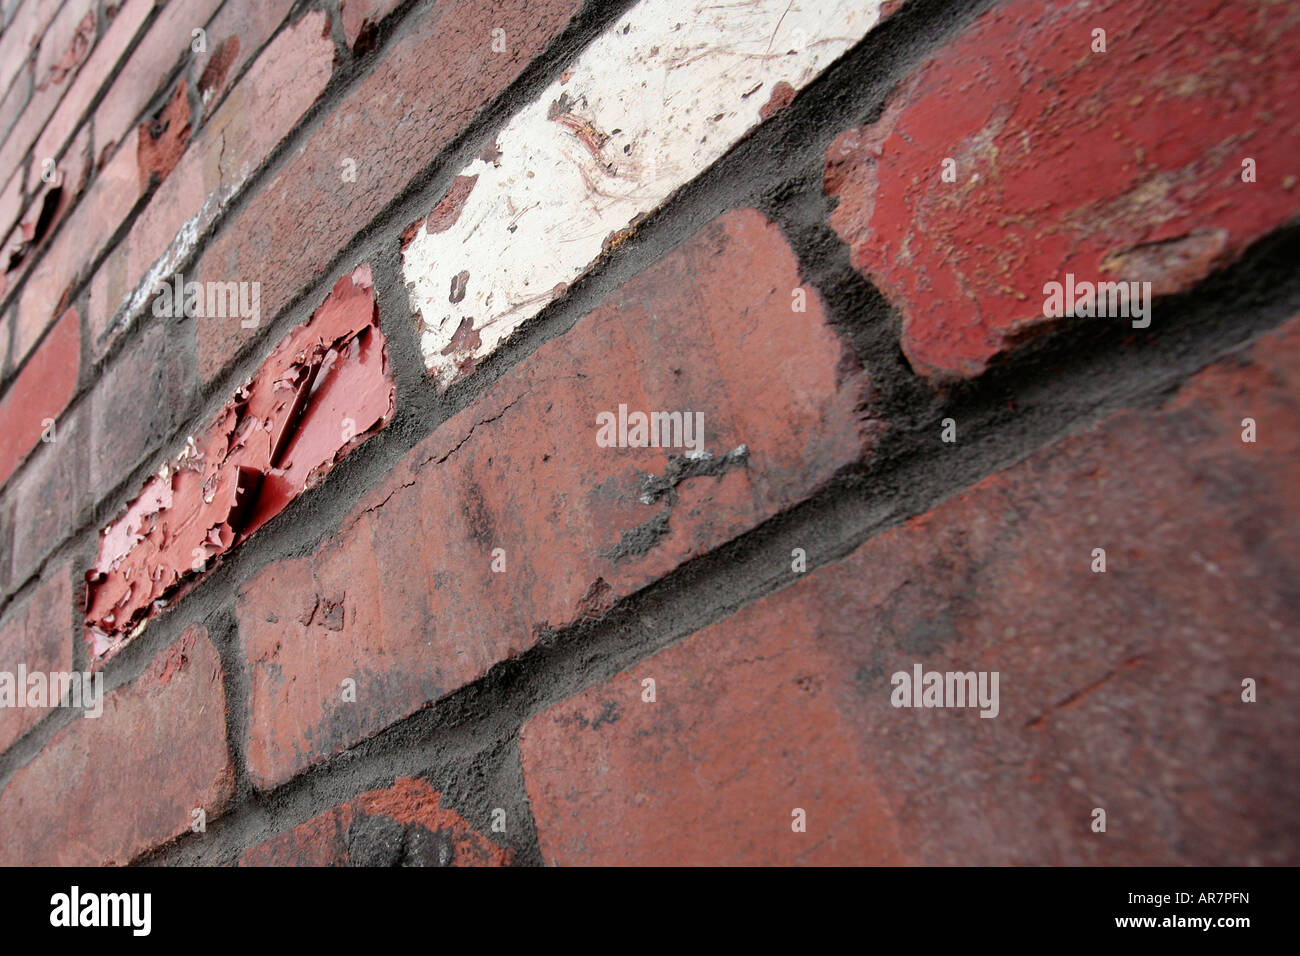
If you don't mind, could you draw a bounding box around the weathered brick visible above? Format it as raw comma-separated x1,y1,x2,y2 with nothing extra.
401,0,901,388
12,122,92,272
31,0,95,93
0,625,235,865
523,316,1300,865
0,56,31,149
191,0,295,109
14,128,140,365
0,0,95,190
338,0,402,53
86,266,392,660
0,305,78,487
0,166,20,244
93,0,222,159
30,0,155,172
88,317,191,496
7,400,86,586
94,8,334,339
195,0,584,383
825,0,1300,382
238,209,876,788
0,563,72,754
0,0,57,112
241,777,511,866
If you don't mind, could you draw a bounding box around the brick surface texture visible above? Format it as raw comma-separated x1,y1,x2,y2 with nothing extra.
0,0,1295,874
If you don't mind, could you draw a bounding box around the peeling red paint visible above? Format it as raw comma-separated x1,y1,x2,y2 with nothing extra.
84,264,394,661
37,11,95,91
758,81,795,120
138,81,193,189
825,0,1300,381
402,174,479,250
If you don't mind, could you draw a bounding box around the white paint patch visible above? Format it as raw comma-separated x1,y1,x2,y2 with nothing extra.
403,0,890,387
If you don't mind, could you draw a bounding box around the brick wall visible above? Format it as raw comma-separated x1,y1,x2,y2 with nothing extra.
0,0,1296,866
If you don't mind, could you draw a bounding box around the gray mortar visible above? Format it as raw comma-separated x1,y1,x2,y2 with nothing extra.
1,0,1299,866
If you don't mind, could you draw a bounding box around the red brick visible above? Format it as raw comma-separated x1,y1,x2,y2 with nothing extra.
93,9,334,342
93,0,222,159
523,316,1300,865
6,392,86,586
825,0,1300,382
0,563,72,754
191,0,295,109
0,625,235,865
86,266,392,660
0,56,31,149
195,0,583,383
338,0,403,53
30,0,155,172
32,0,95,92
88,318,191,496
0,0,96,191
10,123,92,272
0,305,78,487
241,777,511,866
0,0,58,106
238,209,876,789
13,132,135,365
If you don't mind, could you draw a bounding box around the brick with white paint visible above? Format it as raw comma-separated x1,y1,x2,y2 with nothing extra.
402,0,895,388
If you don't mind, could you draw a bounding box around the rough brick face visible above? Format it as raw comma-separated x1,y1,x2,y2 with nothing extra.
825,0,1300,381
0,625,234,865
238,209,874,789
241,777,511,866
0,305,77,486
6,401,86,586
0,0,1296,874
0,563,72,753
523,315,1300,865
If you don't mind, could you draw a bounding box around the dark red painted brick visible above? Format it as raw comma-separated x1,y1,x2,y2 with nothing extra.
195,0,583,383
86,266,392,660
0,625,234,865
0,305,78,487
825,0,1300,381
237,208,876,789
0,563,72,754
523,316,1300,865
241,777,511,866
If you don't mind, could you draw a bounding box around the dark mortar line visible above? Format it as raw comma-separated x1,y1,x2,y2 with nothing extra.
137,237,1300,864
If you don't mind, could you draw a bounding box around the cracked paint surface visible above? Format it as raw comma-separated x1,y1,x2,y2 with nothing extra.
824,0,1300,381
84,265,393,661
402,0,896,388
